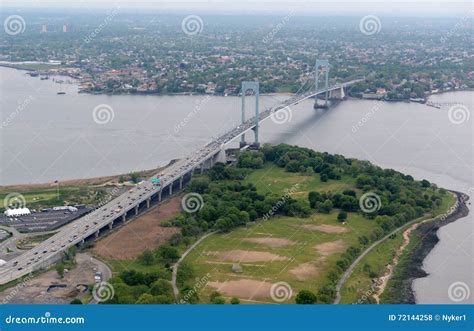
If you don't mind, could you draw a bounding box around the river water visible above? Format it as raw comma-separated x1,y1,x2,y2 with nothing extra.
0,66,472,303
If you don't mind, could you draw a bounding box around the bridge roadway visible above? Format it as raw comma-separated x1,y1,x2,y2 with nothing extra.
0,80,361,285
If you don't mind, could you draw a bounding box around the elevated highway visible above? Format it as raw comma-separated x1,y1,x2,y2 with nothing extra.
0,78,362,285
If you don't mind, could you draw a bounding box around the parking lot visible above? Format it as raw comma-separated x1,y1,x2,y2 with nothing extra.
0,208,92,233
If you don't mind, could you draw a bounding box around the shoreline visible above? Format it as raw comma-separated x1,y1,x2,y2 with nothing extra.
380,191,470,304
2,64,471,100
0,159,178,191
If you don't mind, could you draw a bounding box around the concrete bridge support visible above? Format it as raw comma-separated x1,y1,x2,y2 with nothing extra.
169,184,173,196
240,81,260,147
216,148,227,164
134,205,138,215
108,221,113,230
158,190,162,202
179,176,183,190
122,214,126,223
329,86,345,100
146,198,150,208
314,59,330,109
95,230,99,238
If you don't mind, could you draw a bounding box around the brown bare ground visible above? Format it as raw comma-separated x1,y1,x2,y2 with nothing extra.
302,224,350,234
290,262,321,280
93,197,180,260
212,250,289,263
0,161,177,191
243,237,295,247
208,279,274,300
314,239,347,256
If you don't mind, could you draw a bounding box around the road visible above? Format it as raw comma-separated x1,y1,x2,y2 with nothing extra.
333,214,431,304
171,231,217,302
0,79,361,285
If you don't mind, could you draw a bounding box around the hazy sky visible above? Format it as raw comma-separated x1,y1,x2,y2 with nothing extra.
2,0,472,16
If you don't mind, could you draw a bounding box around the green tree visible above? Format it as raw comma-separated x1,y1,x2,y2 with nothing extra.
337,211,348,222
138,250,155,266
295,290,317,304
56,263,65,278
230,297,240,304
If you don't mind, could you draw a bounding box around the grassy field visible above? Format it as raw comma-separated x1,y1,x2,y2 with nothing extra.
185,211,375,303
0,186,109,212
339,192,455,303
243,164,356,199
181,165,375,303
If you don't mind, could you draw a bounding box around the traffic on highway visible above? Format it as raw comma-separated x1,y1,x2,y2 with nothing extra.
0,83,359,285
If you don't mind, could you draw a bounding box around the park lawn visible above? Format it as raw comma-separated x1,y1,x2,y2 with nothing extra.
0,186,109,212
339,192,455,304
184,210,377,303
243,164,356,200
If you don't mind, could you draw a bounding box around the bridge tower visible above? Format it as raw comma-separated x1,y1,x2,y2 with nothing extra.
314,59,330,109
240,81,260,148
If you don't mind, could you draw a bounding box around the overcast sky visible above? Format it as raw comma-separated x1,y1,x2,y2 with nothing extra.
2,0,472,17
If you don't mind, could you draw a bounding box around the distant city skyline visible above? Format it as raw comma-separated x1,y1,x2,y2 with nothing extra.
2,0,472,17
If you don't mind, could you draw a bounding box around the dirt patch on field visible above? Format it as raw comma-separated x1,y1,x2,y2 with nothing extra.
302,224,350,234
93,197,180,260
243,237,295,247
212,250,289,263
314,239,347,256
290,262,321,280
208,279,277,300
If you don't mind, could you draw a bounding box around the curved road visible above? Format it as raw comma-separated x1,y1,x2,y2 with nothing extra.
171,231,217,302
333,214,431,304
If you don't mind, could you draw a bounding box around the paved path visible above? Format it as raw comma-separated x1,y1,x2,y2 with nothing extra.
86,254,113,304
171,231,217,302
334,214,431,304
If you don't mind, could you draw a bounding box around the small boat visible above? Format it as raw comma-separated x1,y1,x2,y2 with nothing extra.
57,82,66,94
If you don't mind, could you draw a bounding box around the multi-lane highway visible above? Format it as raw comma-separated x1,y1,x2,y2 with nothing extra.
0,80,361,285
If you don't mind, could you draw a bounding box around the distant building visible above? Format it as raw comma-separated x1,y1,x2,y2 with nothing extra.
41,24,47,33
4,208,31,217
62,25,68,33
